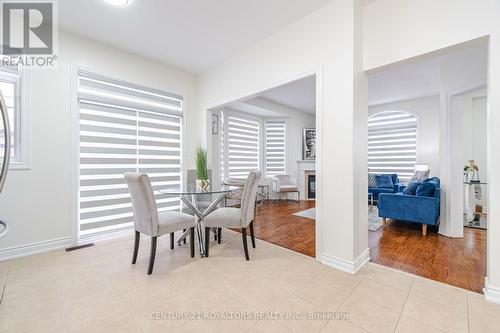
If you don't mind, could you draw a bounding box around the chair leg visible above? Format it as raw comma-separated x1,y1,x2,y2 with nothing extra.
214,229,218,241
382,217,387,227
205,227,210,257
217,227,222,244
422,224,427,236
190,227,195,258
170,232,174,250
183,229,187,244
148,236,157,275
132,231,140,264
242,227,249,261
249,222,256,248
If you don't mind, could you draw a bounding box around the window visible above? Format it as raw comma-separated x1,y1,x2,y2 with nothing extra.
77,70,183,239
265,120,286,177
220,112,260,179
368,111,417,182
0,65,27,168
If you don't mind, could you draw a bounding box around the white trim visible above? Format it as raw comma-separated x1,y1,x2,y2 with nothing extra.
321,248,370,274
484,278,500,304
0,237,72,261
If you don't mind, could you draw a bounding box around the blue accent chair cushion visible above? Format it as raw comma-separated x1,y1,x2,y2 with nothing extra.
416,182,436,197
375,175,394,189
402,181,421,195
378,177,441,230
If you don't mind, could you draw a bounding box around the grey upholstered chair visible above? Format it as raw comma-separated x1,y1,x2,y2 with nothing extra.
272,175,299,202
204,171,262,260
124,173,195,274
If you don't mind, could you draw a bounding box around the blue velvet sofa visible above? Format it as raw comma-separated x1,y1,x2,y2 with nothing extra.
368,173,402,201
377,177,440,235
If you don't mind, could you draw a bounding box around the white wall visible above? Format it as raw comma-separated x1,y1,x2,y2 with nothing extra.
363,0,500,303
0,31,197,256
198,0,368,272
369,96,441,178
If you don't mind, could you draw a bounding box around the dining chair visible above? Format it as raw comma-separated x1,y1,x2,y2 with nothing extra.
124,172,196,274
203,171,262,260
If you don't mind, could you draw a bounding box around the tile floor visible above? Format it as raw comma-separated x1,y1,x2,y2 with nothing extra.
0,230,499,333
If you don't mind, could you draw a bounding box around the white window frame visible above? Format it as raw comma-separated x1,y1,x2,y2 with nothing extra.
0,65,30,169
368,110,419,182
70,65,186,244
219,109,289,181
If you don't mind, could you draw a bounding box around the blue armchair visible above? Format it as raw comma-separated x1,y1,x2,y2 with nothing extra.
368,173,403,201
377,177,440,235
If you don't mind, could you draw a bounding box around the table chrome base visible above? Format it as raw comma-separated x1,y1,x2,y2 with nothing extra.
177,192,227,257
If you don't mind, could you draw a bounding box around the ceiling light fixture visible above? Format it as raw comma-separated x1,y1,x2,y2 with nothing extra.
104,0,130,7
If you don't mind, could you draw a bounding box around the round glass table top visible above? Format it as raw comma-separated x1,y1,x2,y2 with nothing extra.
158,185,239,195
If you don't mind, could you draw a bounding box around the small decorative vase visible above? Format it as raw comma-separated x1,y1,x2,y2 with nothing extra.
196,179,210,191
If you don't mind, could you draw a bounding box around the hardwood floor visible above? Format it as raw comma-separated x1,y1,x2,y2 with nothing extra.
249,200,316,257
249,200,487,293
369,220,487,293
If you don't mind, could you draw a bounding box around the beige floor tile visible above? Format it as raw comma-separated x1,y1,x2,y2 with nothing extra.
237,276,292,310
339,296,400,333
0,298,67,333
0,285,61,315
468,308,500,333
247,320,291,333
320,319,369,333
276,295,329,333
294,278,351,312
3,269,59,295
467,291,500,318
349,279,408,313
199,294,259,333
313,267,364,292
395,316,446,333
366,265,414,292
402,295,468,333
410,278,468,312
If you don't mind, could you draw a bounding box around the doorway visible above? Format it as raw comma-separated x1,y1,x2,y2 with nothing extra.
207,75,318,257
366,40,488,293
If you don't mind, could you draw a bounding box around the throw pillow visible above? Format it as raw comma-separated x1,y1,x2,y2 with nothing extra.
375,175,394,189
409,170,430,183
403,181,421,195
368,174,377,188
416,182,436,197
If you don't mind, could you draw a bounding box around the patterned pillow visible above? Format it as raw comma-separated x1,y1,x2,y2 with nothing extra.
409,170,430,183
368,174,377,188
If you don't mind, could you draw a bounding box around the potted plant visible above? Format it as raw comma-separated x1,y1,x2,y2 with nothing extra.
195,147,209,190
464,160,479,182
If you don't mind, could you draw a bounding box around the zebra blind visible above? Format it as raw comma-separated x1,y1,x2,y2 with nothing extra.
265,120,286,177
368,111,417,182
78,70,183,238
224,113,260,179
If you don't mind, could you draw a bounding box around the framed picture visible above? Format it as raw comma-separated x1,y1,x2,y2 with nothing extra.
303,128,316,160
211,113,219,135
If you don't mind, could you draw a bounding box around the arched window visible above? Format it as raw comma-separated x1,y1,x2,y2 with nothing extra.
368,111,417,182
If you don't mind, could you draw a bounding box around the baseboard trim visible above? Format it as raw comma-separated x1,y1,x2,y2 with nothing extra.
0,237,72,261
484,278,500,304
321,248,370,274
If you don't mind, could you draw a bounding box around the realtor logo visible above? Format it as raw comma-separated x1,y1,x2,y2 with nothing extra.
0,0,57,67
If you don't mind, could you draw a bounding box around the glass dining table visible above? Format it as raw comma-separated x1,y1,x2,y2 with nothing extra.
158,184,239,257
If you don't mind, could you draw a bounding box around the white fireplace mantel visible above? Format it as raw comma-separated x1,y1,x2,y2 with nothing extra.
296,160,316,199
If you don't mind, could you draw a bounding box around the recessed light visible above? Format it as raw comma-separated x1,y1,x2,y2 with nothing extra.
104,0,130,7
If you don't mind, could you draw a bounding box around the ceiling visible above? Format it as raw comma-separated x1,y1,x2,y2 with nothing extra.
59,0,332,74
224,75,316,117
258,75,316,114
368,42,488,106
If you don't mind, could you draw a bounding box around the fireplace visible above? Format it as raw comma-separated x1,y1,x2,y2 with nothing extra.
307,174,316,199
